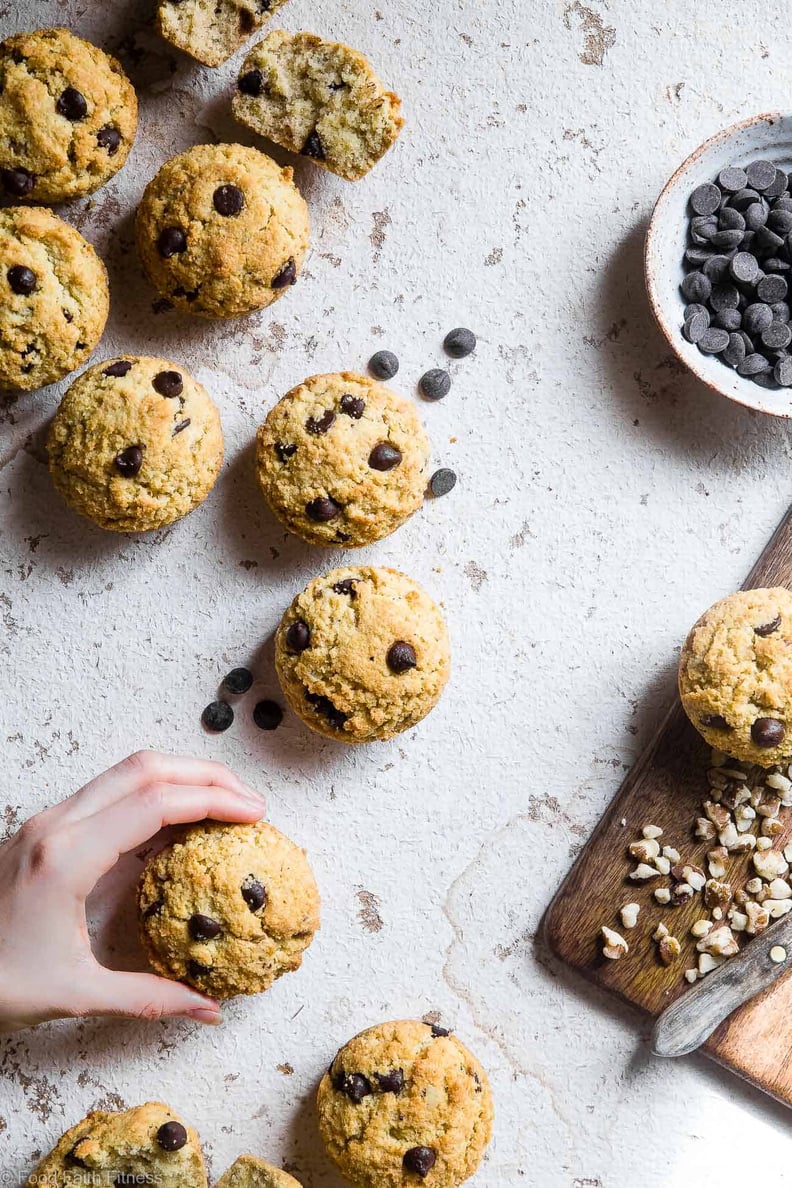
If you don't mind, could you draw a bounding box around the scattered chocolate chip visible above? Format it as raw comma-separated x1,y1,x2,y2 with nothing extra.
369,350,399,380
275,442,297,462
306,496,342,522
429,468,457,497
143,897,164,919
403,1148,437,1178
238,68,266,96
56,86,88,121
173,418,191,436
444,327,476,357
239,9,255,32
430,1023,450,1037
700,714,732,731
253,699,283,730
7,265,36,295
305,691,348,729
755,615,782,637
201,700,234,732
173,285,200,302
97,124,121,155
375,1069,405,1094
66,1145,89,1168
241,878,267,911
63,308,73,322
189,914,222,941
271,257,297,288
158,226,188,258
187,959,211,979
153,370,183,398
104,359,132,378
420,369,452,401
156,1122,188,1153
286,620,311,652
751,717,786,747
338,1073,372,1103
213,184,245,216
115,445,143,477
333,578,356,597
340,394,365,418
1,166,34,197
306,410,336,435
222,667,253,695
302,129,325,159
387,641,417,674
369,442,402,471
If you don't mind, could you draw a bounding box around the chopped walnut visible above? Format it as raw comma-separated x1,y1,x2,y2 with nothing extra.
761,818,784,838
767,899,792,919
620,902,640,929
704,800,731,831
643,824,663,839
684,968,698,983
753,849,790,881
758,795,781,819
653,922,669,941
696,817,717,842
629,862,660,881
690,919,712,939
745,902,770,936
707,847,728,879
662,846,681,862
704,878,732,910
654,855,671,875
756,837,773,853
729,910,748,932
767,878,792,900
683,865,706,892
698,952,723,976
696,925,739,958
658,935,681,966
746,876,763,895
601,926,628,960
654,888,671,905
670,881,694,906
718,822,740,851
712,906,724,921
731,834,757,853
629,837,660,862
734,804,756,832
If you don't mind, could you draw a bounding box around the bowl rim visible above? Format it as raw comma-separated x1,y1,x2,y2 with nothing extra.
644,110,792,418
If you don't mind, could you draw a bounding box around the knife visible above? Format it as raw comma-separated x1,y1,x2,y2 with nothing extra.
652,908,792,1057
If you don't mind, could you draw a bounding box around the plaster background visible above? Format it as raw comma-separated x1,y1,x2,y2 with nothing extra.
2,0,792,1184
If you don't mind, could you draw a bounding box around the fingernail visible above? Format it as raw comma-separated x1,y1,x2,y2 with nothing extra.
241,785,268,806
186,1008,222,1026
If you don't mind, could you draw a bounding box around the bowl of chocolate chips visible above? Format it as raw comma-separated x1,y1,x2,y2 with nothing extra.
646,112,792,416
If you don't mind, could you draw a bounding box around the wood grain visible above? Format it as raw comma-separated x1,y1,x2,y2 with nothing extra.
544,503,792,1107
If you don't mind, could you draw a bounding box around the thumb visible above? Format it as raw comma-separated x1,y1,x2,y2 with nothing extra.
82,969,222,1026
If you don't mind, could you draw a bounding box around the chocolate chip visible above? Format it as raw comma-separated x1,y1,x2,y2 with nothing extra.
444,326,476,357
429,468,457,497
223,667,254,694
188,914,222,941
369,442,402,471
201,700,234,732
690,183,721,216
7,265,36,294
104,359,132,377
238,68,266,96
306,410,336,435
286,620,311,652
430,1023,450,1037
115,446,143,477
306,496,342,522
420,369,452,400
387,641,417,674
369,350,399,379
1,166,34,197
275,442,297,462
173,418,191,436
341,1073,372,1102
143,897,164,919
97,124,121,155
213,184,245,216
302,129,325,159
340,394,365,418
333,578,356,597
253,699,283,730
718,166,748,192
700,714,732,730
66,1144,89,1168
375,1069,405,1094
56,86,88,121
187,959,211,979
755,615,782,637
751,717,786,747
173,285,200,302
158,226,188,258
403,1148,437,1178
156,1122,188,1153
305,691,348,729
747,160,778,191
153,370,183,398
271,257,297,288
241,878,267,911
239,9,255,32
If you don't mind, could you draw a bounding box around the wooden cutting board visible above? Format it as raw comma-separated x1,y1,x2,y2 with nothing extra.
544,504,792,1107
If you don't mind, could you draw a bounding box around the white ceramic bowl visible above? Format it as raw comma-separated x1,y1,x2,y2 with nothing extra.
645,111,792,417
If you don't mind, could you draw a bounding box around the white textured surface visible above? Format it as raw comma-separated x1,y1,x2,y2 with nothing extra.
4,2,792,1186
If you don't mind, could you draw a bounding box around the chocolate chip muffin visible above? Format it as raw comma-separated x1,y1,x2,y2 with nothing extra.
317,1021,493,1188
679,587,792,766
256,372,429,547
138,821,320,999
25,1102,207,1187
135,143,310,318
47,355,223,532
0,206,109,391
0,27,137,204
217,1156,302,1188
157,0,290,67
233,30,404,181
275,566,450,743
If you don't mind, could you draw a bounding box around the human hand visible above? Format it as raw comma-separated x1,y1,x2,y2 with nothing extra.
0,750,267,1033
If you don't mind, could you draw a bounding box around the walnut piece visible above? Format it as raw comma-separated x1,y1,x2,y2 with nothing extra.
601,926,628,960
658,935,681,966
